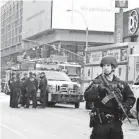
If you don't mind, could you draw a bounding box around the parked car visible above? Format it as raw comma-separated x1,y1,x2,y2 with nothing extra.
130,74,139,124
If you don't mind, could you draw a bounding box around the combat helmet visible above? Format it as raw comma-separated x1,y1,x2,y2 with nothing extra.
100,56,118,68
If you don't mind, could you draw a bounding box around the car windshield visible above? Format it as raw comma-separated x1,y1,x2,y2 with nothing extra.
134,75,139,85
45,71,71,82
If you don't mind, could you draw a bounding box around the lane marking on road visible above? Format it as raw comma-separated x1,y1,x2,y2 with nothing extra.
42,109,89,124
0,123,31,139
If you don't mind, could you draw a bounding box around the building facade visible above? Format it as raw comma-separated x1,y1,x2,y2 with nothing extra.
1,0,115,68
1,0,23,67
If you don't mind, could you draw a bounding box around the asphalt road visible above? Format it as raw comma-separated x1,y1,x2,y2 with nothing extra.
0,93,139,139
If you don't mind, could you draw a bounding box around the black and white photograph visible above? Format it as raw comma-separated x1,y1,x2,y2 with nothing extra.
0,0,139,139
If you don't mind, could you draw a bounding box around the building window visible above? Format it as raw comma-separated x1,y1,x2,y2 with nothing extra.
1,36,3,42
9,31,12,38
9,39,12,46
20,8,23,15
1,28,4,34
13,5,15,13
20,17,22,24
8,24,10,31
17,2,19,10
9,7,12,15
19,35,21,42
19,25,22,33
15,27,18,35
1,15,3,21
12,38,14,45
13,37,15,44
5,41,7,47
16,36,18,43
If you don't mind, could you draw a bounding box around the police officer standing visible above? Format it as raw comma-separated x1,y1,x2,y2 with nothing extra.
24,72,38,108
21,73,28,107
9,73,21,108
39,72,48,108
84,56,135,139
8,73,15,107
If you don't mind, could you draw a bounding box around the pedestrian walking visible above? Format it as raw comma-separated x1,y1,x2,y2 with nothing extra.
84,56,136,139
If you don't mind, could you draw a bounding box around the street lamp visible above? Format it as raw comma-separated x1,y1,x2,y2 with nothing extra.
66,9,88,82
66,9,88,53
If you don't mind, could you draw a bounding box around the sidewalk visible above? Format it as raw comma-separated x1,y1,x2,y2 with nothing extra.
0,92,6,97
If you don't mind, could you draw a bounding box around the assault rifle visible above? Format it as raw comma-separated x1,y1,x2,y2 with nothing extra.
101,74,131,124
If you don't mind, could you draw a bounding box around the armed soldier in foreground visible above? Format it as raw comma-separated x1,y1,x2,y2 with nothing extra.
84,56,136,139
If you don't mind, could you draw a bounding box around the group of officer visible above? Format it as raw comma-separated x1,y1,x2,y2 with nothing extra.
8,71,48,108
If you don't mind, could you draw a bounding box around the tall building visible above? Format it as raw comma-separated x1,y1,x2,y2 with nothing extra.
1,0,115,69
1,0,23,67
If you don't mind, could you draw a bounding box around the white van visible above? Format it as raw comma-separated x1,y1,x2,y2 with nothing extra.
130,74,139,124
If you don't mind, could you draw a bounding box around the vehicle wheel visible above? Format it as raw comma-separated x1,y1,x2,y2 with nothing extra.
75,103,80,108
137,104,139,125
49,102,56,106
85,102,93,110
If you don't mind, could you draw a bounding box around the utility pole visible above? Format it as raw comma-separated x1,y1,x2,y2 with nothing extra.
115,0,128,43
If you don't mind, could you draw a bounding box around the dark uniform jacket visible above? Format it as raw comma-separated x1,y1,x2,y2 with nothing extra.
39,76,47,91
21,77,27,87
24,78,38,91
84,74,136,114
8,79,21,91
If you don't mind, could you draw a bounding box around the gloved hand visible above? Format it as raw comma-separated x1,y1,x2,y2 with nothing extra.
84,84,100,102
97,84,107,92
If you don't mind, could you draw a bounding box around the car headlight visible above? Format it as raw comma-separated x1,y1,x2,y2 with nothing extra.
48,85,56,93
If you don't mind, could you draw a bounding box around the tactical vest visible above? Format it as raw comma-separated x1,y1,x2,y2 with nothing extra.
94,74,125,113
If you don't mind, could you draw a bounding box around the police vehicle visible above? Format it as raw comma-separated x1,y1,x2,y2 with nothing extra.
30,70,84,108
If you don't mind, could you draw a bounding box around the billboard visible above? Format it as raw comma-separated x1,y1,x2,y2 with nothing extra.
22,0,52,39
86,48,121,64
52,0,115,32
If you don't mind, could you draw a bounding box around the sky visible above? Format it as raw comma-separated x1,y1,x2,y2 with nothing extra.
0,0,139,34
0,0,139,10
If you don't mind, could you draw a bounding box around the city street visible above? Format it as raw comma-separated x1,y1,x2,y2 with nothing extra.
0,93,139,139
